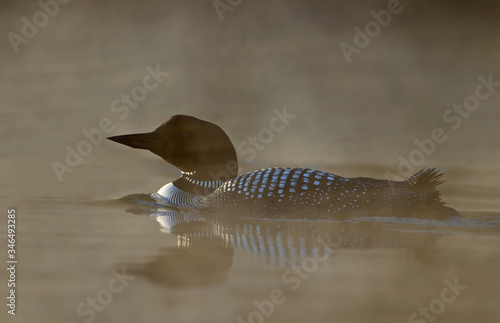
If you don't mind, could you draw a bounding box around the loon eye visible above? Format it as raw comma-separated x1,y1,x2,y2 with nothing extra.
180,133,189,140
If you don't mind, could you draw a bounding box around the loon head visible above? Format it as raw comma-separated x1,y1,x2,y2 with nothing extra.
107,115,238,182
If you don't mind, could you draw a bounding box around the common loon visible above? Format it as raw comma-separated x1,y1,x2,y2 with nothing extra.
107,115,450,217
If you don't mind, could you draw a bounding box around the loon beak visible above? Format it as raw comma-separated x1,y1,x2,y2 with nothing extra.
107,132,164,151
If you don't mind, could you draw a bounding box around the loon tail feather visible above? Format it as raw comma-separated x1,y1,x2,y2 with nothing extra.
407,168,445,190
404,168,460,216
405,168,446,207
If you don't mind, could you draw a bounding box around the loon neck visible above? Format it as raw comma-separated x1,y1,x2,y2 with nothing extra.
173,168,235,195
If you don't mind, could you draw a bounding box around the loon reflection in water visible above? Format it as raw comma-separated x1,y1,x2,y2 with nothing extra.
108,115,458,218
118,205,454,289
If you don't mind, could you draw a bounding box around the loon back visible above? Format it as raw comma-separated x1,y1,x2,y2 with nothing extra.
204,167,446,217
107,115,453,218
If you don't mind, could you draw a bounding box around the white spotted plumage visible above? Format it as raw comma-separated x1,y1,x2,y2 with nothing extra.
152,167,445,217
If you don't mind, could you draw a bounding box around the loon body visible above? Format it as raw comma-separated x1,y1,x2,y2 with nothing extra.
108,115,449,217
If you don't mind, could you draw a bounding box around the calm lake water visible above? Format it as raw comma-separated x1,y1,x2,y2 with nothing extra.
1,1,500,323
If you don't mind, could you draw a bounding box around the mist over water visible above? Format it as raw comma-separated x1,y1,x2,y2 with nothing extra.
1,1,499,323
2,1,500,195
